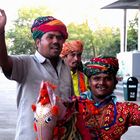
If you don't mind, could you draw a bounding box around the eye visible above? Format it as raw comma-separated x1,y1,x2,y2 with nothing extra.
56,35,63,40
34,117,38,122
46,35,54,40
92,76,100,81
45,117,52,123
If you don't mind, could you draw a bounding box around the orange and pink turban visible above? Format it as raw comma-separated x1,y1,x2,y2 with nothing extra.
83,56,119,77
31,16,68,40
60,40,84,58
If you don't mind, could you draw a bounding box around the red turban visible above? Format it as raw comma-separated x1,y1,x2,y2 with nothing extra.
84,56,119,77
31,16,68,40
60,40,84,58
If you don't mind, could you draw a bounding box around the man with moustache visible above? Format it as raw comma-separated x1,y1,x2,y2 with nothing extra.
0,9,74,140
60,40,89,97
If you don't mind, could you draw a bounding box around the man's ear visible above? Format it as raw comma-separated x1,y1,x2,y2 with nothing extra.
35,38,40,49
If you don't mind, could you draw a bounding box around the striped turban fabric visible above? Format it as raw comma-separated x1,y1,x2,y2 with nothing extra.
83,56,119,77
60,40,84,58
31,16,68,40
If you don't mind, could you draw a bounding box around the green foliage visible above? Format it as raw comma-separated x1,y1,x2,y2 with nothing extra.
67,21,95,60
93,27,120,56
67,22,120,59
6,7,53,55
67,14,138,59
6,7,138,59
127,14,138,51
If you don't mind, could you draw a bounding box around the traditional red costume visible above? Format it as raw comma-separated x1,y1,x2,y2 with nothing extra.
82,56,140,139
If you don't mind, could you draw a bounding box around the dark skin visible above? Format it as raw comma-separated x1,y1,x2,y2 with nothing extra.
0,9,13,74
36,31,65,71
64,51,82,73
0,9,65,74
88,73,118,102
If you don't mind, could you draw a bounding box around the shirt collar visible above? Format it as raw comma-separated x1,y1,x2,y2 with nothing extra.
34,51,64,64
71,69,78,75
34,51,46,63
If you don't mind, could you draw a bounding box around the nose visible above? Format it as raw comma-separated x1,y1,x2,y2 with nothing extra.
52,35,63,43
99,78,105,85
52,36,59,43
74,55,78,61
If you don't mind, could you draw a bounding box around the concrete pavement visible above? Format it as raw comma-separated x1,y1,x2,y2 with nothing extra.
0,72,140,140
0,72,17,140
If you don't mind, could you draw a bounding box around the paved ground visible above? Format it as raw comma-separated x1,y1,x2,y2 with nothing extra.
0,72,17,140
0,72,140,140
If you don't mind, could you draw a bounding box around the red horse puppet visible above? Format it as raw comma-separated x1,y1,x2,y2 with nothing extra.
32,81,92,140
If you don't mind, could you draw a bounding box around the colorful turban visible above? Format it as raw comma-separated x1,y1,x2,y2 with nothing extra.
31,16,68,40
83,56,119,77
60,40,84,58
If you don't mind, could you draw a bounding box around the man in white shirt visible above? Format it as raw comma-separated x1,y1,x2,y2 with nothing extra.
0,9,74,140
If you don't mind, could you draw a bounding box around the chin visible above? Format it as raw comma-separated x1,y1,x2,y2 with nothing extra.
97,92,112,98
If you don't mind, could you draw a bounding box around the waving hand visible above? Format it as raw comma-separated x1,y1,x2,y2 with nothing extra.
0,9,7,31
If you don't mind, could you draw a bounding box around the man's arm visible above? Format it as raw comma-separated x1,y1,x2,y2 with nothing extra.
0,9,13,74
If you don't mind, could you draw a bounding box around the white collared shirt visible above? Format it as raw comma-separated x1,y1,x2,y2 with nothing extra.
5,52,74,140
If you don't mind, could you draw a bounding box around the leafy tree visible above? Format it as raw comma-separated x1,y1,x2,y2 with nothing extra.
67,21,95,61
67,22,120,59
6,7,53,55
6,7,138,58
127,14,138,51
93,27,120,56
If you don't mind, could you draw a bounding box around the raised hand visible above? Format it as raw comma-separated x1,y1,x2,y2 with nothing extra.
0,9,7,31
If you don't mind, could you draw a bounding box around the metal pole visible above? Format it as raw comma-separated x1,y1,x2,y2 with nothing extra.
120,9,127,52
124,9,127,52
138,8,140,51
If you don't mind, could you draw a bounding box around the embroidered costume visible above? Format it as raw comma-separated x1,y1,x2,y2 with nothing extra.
78,95,140,140
32,81,92,140
81,55,140,139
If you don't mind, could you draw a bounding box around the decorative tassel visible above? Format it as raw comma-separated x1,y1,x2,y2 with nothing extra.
34,122,37,132
51,105,59,116
31,104,36,112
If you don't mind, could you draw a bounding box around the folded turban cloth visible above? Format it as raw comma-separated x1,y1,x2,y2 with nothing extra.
31,16,68,40
83,56,119,77
60,40,84,58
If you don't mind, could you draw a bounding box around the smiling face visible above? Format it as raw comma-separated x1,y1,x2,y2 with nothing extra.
88,73,117,101
36,31,65,58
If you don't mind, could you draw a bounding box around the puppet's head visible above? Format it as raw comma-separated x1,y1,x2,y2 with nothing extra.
31,81,66,140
